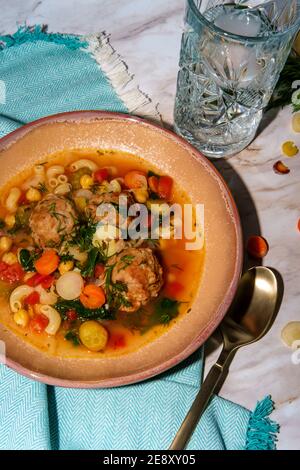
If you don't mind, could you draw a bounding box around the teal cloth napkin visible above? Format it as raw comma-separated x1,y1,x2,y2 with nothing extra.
0,26,279,450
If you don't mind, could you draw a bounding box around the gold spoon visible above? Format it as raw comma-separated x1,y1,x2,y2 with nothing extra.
169,266,281,450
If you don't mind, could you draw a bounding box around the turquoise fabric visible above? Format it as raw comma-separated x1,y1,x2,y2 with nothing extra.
0,27,279,450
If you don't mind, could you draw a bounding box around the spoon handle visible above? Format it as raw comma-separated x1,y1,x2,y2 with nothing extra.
169,349,230,450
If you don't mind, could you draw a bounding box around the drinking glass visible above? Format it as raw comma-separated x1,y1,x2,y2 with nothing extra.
174,0,300,158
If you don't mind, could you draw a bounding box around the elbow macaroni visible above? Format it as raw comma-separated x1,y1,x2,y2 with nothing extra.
54,182,72,195
47,165,66,190
39,305,61,335
5,187,21,213
34,165,46,177
70,159,98,172
22,175,45,191
10,285,34,312
35,285,58,305
46,165,65,180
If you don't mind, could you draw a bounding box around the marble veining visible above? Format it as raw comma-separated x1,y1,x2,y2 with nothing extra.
1,0,300,450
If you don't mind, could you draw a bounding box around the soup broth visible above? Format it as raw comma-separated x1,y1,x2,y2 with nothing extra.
0,149,204,358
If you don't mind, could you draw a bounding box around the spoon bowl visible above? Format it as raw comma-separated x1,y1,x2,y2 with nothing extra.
170,266,282,450
222,266,279,351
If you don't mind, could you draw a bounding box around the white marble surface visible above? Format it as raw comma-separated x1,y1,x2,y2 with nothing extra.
1,0,300,450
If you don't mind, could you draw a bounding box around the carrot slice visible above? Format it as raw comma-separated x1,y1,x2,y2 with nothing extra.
80,284,106,309
34,250,60,275
158,175,173,200
124,170,147,189
247,235,269,259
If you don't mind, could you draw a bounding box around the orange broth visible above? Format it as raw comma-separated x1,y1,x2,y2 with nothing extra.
0,149,204,358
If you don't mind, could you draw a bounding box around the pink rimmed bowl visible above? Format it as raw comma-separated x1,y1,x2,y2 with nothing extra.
0,111,242,388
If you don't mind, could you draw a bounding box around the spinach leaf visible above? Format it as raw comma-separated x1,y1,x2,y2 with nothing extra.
55,299,113,321
19,249,38,272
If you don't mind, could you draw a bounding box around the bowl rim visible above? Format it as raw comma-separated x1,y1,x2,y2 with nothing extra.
0,110,243,388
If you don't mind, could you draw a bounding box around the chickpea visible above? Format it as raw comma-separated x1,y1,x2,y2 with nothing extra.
80,175,94,189
13,309,29,328
133,188,149,203
0,236,13,252
2,252,18,265
26,187,42,202
4,214,15,229
58,260,74,275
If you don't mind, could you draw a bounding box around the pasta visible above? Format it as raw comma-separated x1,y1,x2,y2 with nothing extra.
10,285,34,312
39,305,61,335
54,182,72,195
46,165,65,180
22,175,45,191
35,285,58,305
57,174,68,184
5,187,21,213
0,149,203,357
70,159,98,172
34,165,46,177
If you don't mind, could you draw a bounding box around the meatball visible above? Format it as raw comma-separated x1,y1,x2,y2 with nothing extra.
109,247,163,312
85,191,135,227
29,194,77,248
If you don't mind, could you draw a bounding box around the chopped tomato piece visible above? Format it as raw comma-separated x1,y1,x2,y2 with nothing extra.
94,168,109,183
30,314,49,333
40,275,55,289
148,175,159,193
0,261,8,273
26,273,47,287
18,191,28,206
94,263,105,278
80,284,106,309
24,291,40,305
35,249,60,275
66,309,78,321
0,262,24,284
124,170,147,189
165,281,183,298
158,175,173,200
247,235,269,259
108,333,126,350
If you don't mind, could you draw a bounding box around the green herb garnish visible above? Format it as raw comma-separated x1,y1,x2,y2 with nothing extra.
60,253,75,263
155,297,180,325
55,299,113,321
65,330,80,346
71,221,97,252
268,56,300,112
81,247,99,277
117,254,134,271
147,170,160,178
105,264,132,312
36,182,47,193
